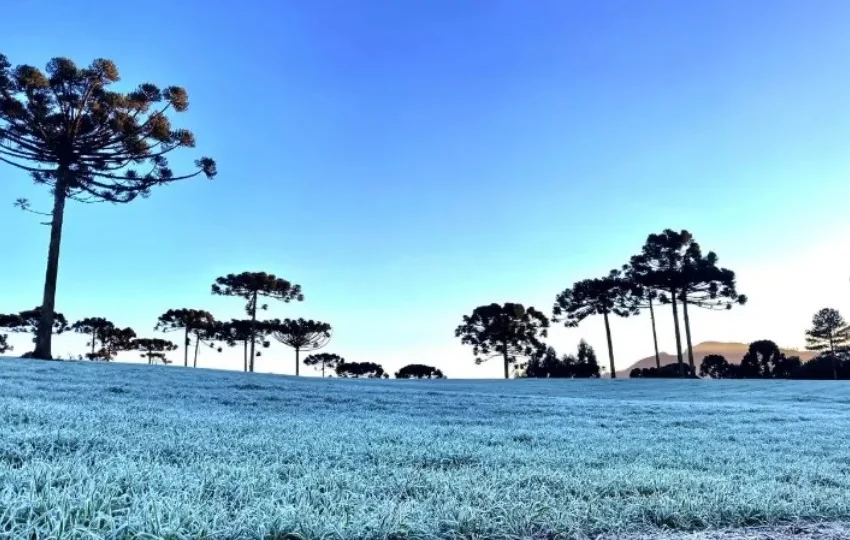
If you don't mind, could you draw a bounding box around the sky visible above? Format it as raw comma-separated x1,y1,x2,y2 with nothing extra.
2,0,850,378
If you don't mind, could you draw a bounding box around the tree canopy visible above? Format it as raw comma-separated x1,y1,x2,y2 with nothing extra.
335,361,388,379
271,318,332,376
395,364,446,379
0,307,68,338
155,308,217,367
455,302,549,379
130,338,177,365
303,352,345,378
0,53,216,359
805,308,849,380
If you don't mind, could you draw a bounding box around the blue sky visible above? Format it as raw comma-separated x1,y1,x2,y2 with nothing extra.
2,0,850,377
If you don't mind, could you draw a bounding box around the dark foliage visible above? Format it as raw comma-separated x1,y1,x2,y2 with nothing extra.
698,354,734,379
130,338,177,365
738,340,794,379
211,272,303,371
455,302,549,379
395,364,446,379
553,269,635,378
303,352,345,378
271,318,332,376
0,334,11,354
0,53,216,359
631,363,698,378
71,317,114,358
793,353,850,380
805,308,849,380
521,340,600,378
155,308,217,367
90,326,137,361
335,361,388,379
210,319,273,372
0,307,68,342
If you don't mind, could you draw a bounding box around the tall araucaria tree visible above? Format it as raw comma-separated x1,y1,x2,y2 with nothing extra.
211,272,303,372
93,326,136,361
0,54,216,359
130,337,177,366
71,317,115,358
805,308,850,380
455,302,549,379
303,352,345,378
271,318,332,376
213,319,273,372
155,309,216,368
553,269,636,378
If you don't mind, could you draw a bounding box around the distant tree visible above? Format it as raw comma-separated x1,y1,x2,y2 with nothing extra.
155,309,217,368
0,334,11,354
0,307,69,344
805,308,849,380
699,354,733,379
574,339,601,378
455,302,549,379
71,317,115,358
773,355,803,379
794,353,850,380
521,340,600,378
211,272,303,371
271,318,332,376
631,363,697,378
553,269,635,378
395,364,446,379
130,338,177,365
303,352,345,378
335,361,388,379
92,326,137,361
0,54,216,359
212,319,272,372
738,340,790,379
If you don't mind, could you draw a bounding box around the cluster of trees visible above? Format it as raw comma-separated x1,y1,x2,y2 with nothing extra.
517,341,601,378
456,229,745,378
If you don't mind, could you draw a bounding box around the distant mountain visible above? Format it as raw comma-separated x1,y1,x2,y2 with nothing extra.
615,341,818,378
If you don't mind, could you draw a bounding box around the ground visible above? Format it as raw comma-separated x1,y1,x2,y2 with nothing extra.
0,357,848,540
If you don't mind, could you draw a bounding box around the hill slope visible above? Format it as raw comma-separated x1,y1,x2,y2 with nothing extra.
616,341,817,377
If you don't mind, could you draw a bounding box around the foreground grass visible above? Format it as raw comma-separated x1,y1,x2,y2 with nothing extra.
0,358,849,539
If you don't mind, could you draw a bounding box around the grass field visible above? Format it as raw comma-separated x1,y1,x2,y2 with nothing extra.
1,357,849,540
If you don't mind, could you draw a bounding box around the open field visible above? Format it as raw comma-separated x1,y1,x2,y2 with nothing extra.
1,358,849,539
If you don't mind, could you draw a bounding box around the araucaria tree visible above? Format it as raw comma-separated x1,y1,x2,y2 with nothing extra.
94,326,137,361
553,269,635,378
395,364,446,379
805,308,849,380
130,338,177,365
213,319,273,372
303,352,345,378
272,318,332,376
0,54,216,359
0,307,68,343
71,317,114,358
622,267,663,369
155,309,216,368
211,272,303,372
335,362,388,379
455,302,549,379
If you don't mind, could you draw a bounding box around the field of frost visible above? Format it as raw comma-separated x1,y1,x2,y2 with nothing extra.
1,357,849,540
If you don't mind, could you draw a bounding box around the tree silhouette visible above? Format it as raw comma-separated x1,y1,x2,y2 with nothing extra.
155,309,217,368
0,307,68,344
699,354,733,379
271,318,332,376
93,326,137,361
629,229,697,375
303,352,345,378
335,362,388,378
455,302,549,379
0,54,216,359
622,271,663,369
395,364,446,379
71,317,115,358
0,334,11,354
631,364,697,378
130,337,177,365
211,319,275,372
553,269,635,378
805,308,849,380
738,340,789,379
521,340,600,379
211,272,303,371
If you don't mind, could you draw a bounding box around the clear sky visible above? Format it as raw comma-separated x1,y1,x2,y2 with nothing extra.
2,0,850,378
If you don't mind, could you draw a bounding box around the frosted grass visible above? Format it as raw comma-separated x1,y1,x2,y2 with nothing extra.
0,357,849,539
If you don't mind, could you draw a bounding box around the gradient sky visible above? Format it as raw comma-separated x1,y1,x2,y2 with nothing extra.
2,0,850,378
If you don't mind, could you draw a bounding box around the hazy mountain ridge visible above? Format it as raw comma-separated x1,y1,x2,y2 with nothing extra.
616,341,818,378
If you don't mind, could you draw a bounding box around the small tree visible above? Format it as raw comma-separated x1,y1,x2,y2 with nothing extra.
455,302,549,379
805,308,849,380
574,339,600,378
155,309,217,367
93,326,137,361
271,318,332,376
303,352,345,378
0,54,216,359
553,269,635,378
336,361,388,379
395,364,446,379
211,272,303,371
699,354,733,379
71,317,115,358
738,340,788,379
0,334,11,354
130,337,177,365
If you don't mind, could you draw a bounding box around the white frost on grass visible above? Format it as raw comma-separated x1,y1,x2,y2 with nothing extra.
0,357,849,539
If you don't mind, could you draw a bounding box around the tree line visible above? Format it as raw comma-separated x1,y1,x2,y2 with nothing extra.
456,229,745,379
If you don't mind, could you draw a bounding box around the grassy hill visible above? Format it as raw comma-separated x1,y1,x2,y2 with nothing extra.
1,356,849,539
616,341,818,377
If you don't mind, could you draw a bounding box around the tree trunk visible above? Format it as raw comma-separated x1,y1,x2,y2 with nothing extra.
248,291,258,372
91,331,96,357
193,333,200,368
322,360,325,378
183,328,189,367
649,296,661,369
829,333,838,380
243,340,248,372
33,180,69,360
502,343,510,380
295,347,300,376
670,291,685,376
603,310,616,378
682,296,695,370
